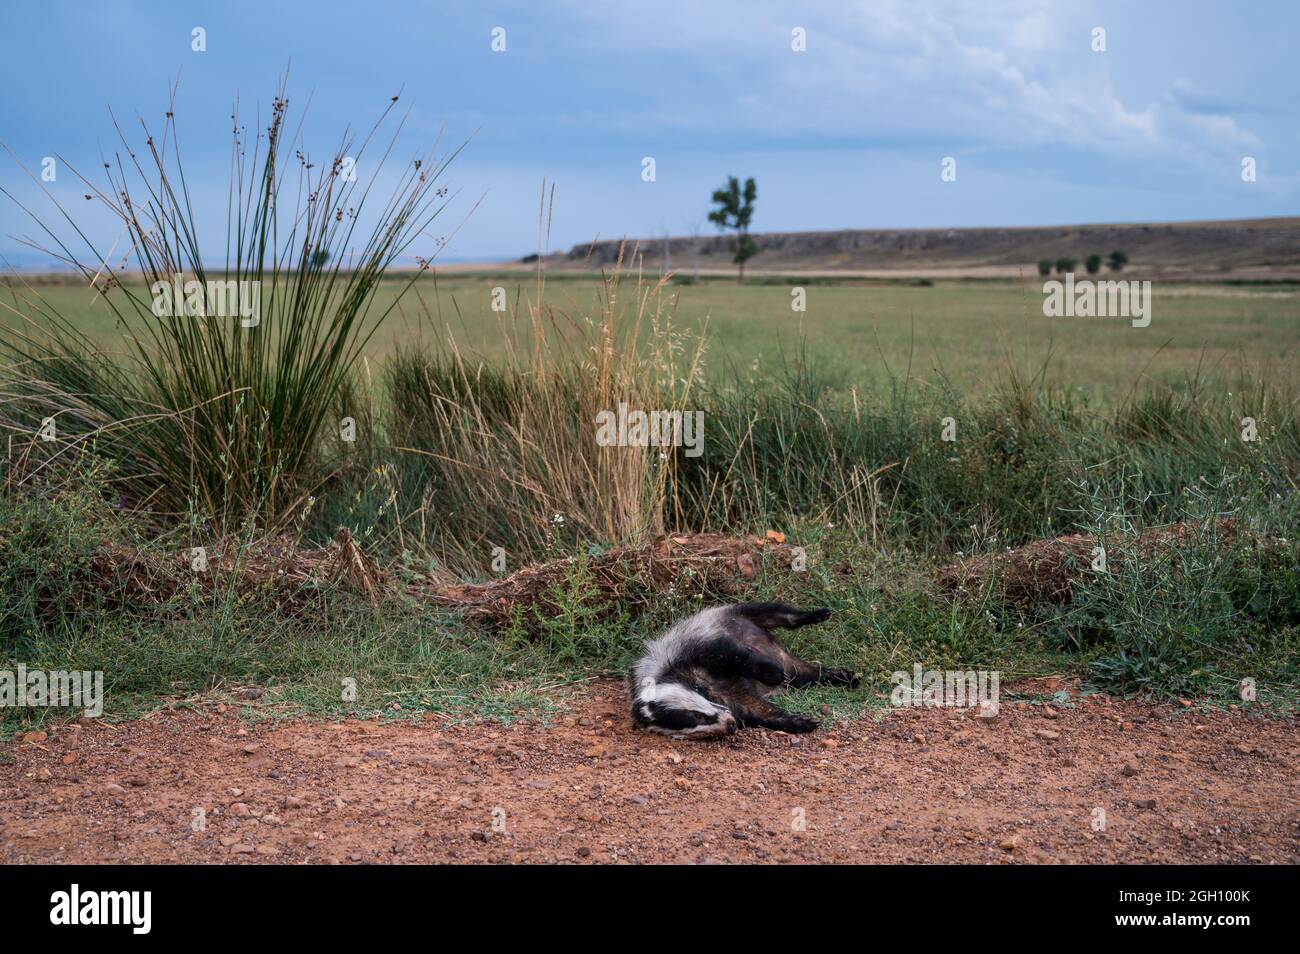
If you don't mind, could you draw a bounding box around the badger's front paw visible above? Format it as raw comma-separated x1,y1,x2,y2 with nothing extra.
782,714,821,733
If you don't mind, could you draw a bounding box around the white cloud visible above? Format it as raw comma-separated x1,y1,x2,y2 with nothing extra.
557,0,1263,161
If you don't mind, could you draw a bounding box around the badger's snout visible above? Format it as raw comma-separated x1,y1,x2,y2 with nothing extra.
678,707,736,738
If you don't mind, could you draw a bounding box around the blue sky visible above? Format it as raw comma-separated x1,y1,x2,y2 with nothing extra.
2,0,1296,266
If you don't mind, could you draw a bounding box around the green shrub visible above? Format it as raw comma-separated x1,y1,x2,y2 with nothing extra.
0,82,458,526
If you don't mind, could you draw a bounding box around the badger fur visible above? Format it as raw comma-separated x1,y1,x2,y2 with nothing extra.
629,602,858,738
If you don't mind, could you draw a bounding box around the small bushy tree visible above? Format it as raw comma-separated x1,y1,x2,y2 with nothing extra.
1085,253,1102,275
1037,259,1052,277
1055,257,1077,275
1108,250,1129,272
708,176,758,281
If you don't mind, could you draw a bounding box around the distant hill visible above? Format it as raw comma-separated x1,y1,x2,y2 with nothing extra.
533,217,1300,280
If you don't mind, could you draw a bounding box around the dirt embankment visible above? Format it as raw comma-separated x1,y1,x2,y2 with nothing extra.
530,216,1300,280
3,682,1295,864
85,522,1243,623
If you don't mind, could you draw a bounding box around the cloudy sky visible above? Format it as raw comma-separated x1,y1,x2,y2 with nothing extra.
2,0,1296,266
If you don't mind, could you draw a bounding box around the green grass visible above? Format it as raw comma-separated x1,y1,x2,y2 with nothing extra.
8,275,1297,398
4,271,1296,732
2,435,1296,734
4,82,1295,736
0,465,581,729
0,85,458,526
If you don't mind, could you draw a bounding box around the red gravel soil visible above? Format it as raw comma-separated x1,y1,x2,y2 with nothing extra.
2,681,1296,864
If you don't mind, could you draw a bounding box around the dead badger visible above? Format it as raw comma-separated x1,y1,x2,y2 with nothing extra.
629,602,858,737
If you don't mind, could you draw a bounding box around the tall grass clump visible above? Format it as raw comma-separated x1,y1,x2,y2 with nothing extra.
669,352,1300,556
0,78,459,525
382,250,706,576
371,309,1299,575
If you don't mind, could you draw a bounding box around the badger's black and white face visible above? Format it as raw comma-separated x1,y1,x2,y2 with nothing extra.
633,677,737,737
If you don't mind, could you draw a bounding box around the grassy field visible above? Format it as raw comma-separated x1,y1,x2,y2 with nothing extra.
3,268,1298,728
3,88,1292,738
7,274,1297,397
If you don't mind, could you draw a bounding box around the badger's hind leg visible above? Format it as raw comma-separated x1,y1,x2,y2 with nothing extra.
727,605,859,688
731,602,831,630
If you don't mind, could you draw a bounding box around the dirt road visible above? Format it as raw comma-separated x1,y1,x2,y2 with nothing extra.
3,682,1296,864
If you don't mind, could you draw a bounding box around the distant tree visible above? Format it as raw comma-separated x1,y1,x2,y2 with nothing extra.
1054,257,1077,275
708,176,758,281
1085,253,1102,275
310,248,330,269
1037,259,1053,277
1107,250,1129,272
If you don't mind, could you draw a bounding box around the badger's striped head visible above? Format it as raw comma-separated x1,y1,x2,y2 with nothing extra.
632,677,737,737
